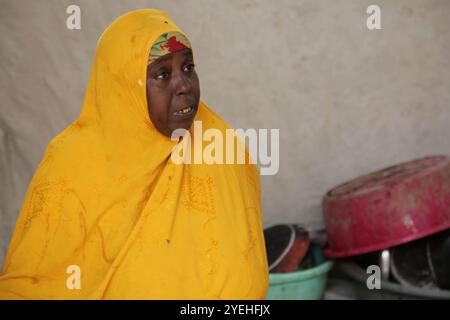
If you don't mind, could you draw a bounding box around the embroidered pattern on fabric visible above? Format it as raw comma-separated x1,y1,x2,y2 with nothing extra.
182,172,215,215
25,180,67,229
20,180,67,270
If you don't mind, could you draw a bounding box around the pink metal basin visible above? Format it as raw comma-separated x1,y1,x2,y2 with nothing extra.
323,155,450,258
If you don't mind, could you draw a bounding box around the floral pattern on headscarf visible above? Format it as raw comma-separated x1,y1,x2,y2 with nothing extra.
148,31,192,66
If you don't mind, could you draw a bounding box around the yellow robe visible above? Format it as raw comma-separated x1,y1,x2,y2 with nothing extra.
0,9,268,299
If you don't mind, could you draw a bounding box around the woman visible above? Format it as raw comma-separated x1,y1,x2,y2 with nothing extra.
0,9,268,299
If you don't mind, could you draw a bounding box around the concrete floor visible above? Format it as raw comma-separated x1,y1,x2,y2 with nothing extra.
323,262,450,300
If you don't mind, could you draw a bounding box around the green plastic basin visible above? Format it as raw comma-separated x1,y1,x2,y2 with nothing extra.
266,244,333,300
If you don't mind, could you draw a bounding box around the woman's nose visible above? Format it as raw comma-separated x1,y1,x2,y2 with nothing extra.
173,72,192,95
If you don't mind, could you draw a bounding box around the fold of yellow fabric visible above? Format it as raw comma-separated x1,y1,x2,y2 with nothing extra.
0,9,268,299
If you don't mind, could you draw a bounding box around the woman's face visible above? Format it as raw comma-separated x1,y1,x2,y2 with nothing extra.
146,48,200,137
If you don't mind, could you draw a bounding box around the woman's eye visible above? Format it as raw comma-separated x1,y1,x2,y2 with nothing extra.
155,71,169,80
183,63,195,72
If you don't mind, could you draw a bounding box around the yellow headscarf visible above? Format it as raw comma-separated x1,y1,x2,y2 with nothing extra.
0,9,268,299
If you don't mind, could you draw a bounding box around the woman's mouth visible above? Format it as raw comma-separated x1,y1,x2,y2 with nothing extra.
173,106,195,116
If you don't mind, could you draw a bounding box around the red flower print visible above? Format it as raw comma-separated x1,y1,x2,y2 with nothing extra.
161,36,188,53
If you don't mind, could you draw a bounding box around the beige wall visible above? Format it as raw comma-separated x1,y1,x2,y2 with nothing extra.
1,0,450,265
